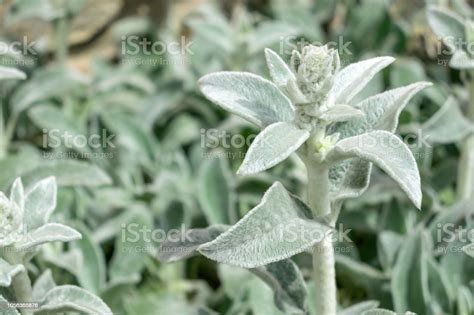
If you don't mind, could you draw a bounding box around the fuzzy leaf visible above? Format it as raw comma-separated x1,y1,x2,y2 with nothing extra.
199,72,294,128
0,295,20,315
427,6,466,51
422,97,473,144
38,285,112,315
22,160,111,187
328,82,430,202
251,259,308,313
198,182,330,268
32,270,56,301
198,154,236,224
339,301,379,315
23,177,56,231
320,104,365,122
9,178,24,211
332,57,395,104
156,225,228,263
264,48,296,87
0,258,24,287
70,224,106,294
329,159,372,201
15,223,81,251
334,82,432,138
0,66,26,80
28,105,90,154
238,122,309,175
327,131,421,208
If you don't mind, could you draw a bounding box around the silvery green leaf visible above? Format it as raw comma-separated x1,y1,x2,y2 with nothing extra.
0,258,24,287
392,229,426,314
462,243,474,258
327,131,421,208
156,225,228,263
28,105,90,154
32,269,56,301
264,48,296,87
0,295,19,315
320,104,365,122
457,286,474,315
332,57,395,104
109,205,153,280
378,231,403,270
0,148,41,191
22,160,111,187
237,122,310,175
422,97,473,144
338,301,379,315
329,159,372,201
250,259,307,313
43,249,82,281
9,178,24,211
198,154,236,224
199,72,294,128
101,111,156,164
248,277,285,315
24,177,56,231
334,82,432,139
70,224,106,294
198,182,330,268
0,67,26,81
11,66,88,115
427,6,466,52
422,254,452,311
14,223,81,251
38,285,112,315
449,50,474,69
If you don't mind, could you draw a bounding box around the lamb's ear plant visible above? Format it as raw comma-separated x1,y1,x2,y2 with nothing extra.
0,177,112,315
158,43,430,314
425,5,474,200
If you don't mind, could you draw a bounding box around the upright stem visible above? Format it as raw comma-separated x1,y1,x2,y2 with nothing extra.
54,0,69,66
4,250,33,315
306,161,337,315
457,72,474,200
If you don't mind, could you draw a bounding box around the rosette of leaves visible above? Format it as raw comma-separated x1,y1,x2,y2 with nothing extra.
158,44,430,314
0,177,112,315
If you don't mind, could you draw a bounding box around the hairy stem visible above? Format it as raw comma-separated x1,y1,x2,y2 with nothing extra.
4,251,33,315
12,271,34,315
306,161,337,315
457,71,474,200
